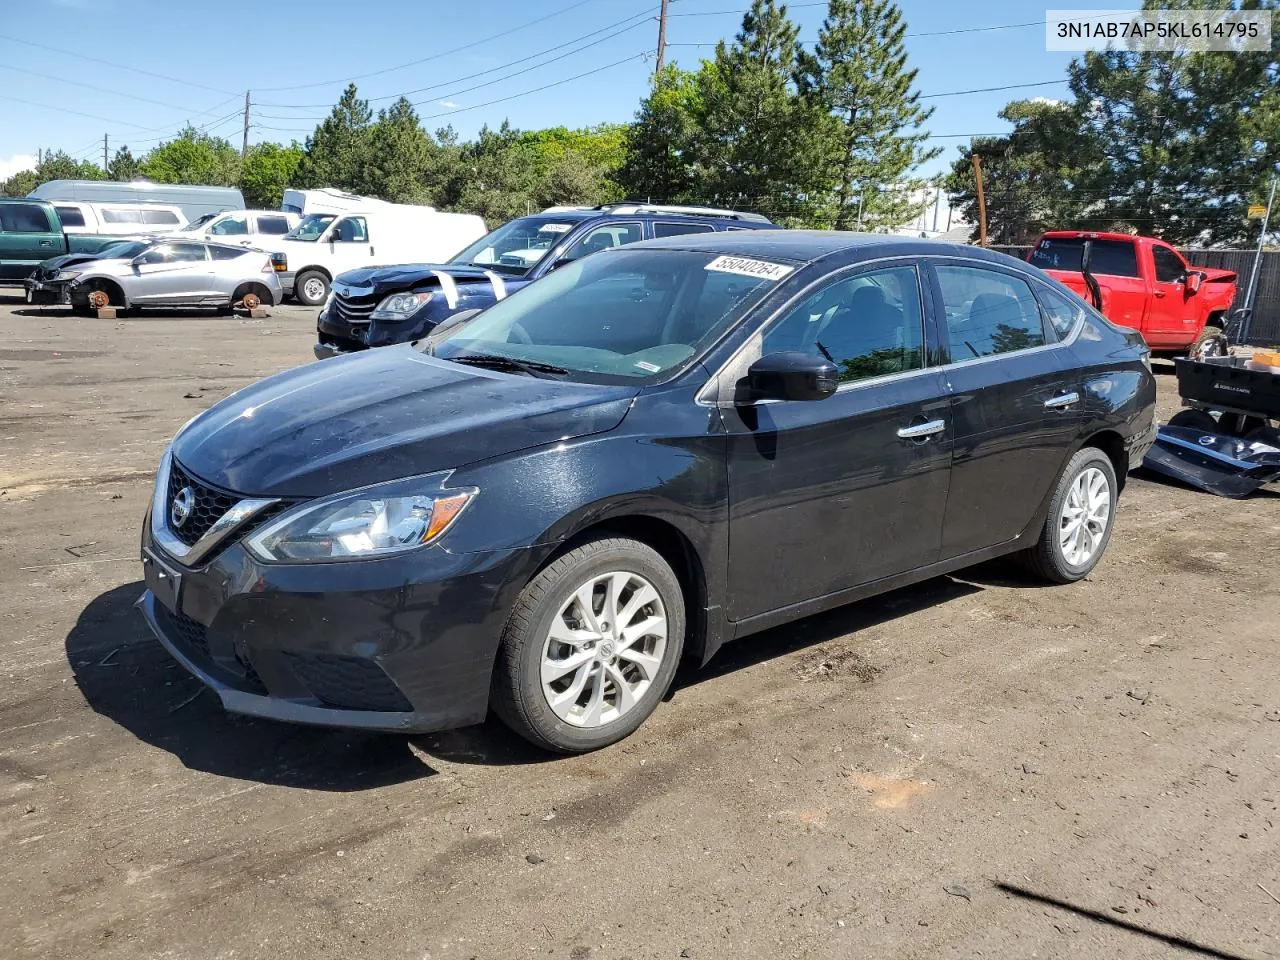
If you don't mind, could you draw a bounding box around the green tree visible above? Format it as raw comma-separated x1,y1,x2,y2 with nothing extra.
140,127,240,186
107,145,140,181
240,141,304,208
451,122,540,223
694,0,816,221
618,65,703,202
945,99,1097,244
295,83,373,192
363,97,438,202
4,149,104,195
798,0,939,229
1,169,37,197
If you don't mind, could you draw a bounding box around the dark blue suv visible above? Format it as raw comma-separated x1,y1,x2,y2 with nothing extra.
313,203,780,358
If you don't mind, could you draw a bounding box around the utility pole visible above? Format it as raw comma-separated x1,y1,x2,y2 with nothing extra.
37,147,42,166
1241,176,1277,343
241,90,251,159
103,133,108,172
971,153,988,246
655,0,670,75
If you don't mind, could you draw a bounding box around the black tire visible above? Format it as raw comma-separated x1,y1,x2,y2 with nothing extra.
491,536,686,753
1020,448,1119,584
293,269,329,307
1188,325,1225,360
1168,408,1220,433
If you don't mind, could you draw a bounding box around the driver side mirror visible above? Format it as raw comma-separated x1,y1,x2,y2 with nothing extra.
745,352,839,402
1185,271,1203,295
130,254,147,266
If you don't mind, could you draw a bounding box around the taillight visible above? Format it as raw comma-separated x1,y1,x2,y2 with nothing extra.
271,252,288,272
261,259,273,274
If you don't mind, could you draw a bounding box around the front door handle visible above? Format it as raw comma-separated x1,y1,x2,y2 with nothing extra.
1044,391,1080,409
897,419,946,440
1153,290,1166,298
39,239,54,246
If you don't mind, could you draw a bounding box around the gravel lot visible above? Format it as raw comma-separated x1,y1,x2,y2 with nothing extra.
1,294,1278,960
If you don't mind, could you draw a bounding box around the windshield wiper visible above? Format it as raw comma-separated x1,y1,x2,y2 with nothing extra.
447,353,569,378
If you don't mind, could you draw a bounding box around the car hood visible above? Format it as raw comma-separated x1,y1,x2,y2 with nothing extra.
39,251,114,272
171,345,638,498
334,263,522,297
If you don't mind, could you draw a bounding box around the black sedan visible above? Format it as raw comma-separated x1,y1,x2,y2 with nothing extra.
137,232,1156,753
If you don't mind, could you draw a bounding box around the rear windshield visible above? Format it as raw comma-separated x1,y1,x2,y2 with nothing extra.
1030,238,1139,278
429,248,791,384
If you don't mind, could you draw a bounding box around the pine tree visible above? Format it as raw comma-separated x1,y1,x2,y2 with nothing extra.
296,83,373,193
107,145,140,181
363,97,439,202
694,0,815,221
798,0,939,230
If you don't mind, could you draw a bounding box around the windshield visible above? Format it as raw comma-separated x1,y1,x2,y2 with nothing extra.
284,214,335,241
449,214,586,276
98,240,150,259
180,213,217,232
429,248,791,384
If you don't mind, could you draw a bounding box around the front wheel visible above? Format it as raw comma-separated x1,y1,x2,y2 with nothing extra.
1020,448,1119,584
294,270,329,307
491,536,686,753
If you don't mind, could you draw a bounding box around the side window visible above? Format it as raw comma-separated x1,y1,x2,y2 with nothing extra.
762,265,925,384
210,215,249,236
562,222,643,261
1036,283,1085,341
332,217,368,242
139,245,175,264
1,203,55,232
257,215,290,235
170,244,208,262
1152,245,1185,284
141,209,181,225
652,221,715,239
936,265,1046,359
1090,240,1139,278
55,205,86,228
101,208,143,224
208,245,244,261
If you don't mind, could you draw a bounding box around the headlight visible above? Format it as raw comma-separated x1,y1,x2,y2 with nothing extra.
370,291,432,321
245,474,475,562
55,270,81,281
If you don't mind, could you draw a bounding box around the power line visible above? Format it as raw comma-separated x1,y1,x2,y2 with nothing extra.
253,0,608,93
0,62,231,115
919,79,1066,100
0,32,236,95
0,94,162,131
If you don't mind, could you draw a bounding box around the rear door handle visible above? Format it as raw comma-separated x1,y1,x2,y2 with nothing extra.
897,419,946,440
1044,391,1080,409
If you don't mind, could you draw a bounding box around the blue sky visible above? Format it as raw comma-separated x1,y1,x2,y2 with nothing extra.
0,0,1124,181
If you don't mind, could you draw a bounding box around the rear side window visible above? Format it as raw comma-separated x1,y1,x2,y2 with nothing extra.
1152,246,1185,283
55,205,86,227
1,203,54,232
141,209,180,225
652,221,715,238
208,245,244,260
935,265,1047,359
257,215,290,235
102,208,142,224
1030,238,1139,278
1035,283,1085,341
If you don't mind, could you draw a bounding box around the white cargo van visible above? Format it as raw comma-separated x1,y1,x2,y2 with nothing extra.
51,201,187,235
259,205,487,305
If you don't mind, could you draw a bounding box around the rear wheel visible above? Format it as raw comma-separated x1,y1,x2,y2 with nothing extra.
491,536,685,753
1189,325,1225,360
294,270,329,306
1020,448,1118,584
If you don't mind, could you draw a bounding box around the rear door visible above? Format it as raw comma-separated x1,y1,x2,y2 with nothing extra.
927,260,1084,559
1145,242,1196,348
721,261,953,620
0,202,62,280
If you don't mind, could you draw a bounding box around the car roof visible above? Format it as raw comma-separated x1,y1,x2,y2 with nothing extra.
1039,230,1142,243
624,230,1029,268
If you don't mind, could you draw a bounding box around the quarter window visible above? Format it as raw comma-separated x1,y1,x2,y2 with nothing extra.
257,215,290,235
0,203,54,232
55,205,86,227
1152,246,1185,284
652,221,715,238
141,209,180,225
762,265,925,384
935,265,1046,359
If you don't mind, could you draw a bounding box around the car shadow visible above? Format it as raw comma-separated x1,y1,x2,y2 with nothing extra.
1131,465,1280,500
67,581,436,790
13,306,262,321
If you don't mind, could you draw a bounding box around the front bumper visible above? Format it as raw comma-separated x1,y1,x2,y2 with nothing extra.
24,277,71,305
137,517,534,734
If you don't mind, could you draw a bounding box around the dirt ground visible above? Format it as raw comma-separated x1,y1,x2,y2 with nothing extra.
1,294,1277,960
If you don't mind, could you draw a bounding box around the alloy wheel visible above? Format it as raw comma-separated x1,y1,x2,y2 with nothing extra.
303,277,326,303
1059,466,1111,566
540,571,668,728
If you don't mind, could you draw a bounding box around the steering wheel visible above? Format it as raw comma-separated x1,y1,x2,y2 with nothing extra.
509,322,533,345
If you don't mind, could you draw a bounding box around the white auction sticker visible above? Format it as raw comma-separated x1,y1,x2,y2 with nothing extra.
704,255,794,281
540,223,573,233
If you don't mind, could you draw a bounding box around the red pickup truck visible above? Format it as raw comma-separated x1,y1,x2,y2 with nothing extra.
1028,231,1238,357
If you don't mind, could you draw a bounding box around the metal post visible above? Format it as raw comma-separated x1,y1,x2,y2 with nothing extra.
1240,177,1277,344
655,0,670,75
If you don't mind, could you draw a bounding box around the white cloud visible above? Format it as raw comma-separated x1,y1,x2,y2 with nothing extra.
438,101,459,110
0,154,38,180
1030,97,1066,107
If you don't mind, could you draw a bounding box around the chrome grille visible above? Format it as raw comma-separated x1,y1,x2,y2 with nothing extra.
166,460,235,547
331,295,377,325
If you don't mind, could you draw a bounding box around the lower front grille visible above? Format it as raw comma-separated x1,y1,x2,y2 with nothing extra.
155,604,210,659
283,652,413,712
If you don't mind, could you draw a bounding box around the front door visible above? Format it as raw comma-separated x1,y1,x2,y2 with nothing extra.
1145,242,1197,348
0,202,61,281
721,262,953,621
927,261,1084,559
327,216,373,273
131,242,211,303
